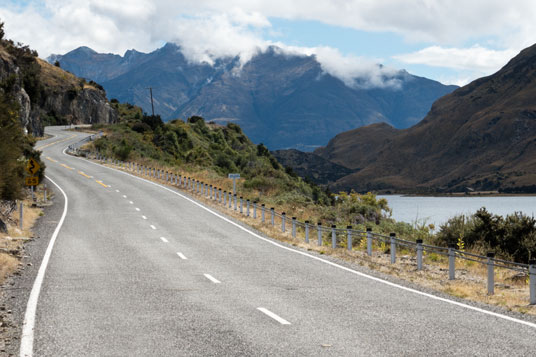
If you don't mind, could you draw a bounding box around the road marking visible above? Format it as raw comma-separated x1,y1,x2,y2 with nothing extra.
20,175,68,357
150,224,156,230
60,163,74,170
177,252,187,260
115,189,120,193
257,308,291,325
160,237,168,243
135,207,140,211
204,274,221,284
45,156,57,163
36,133,77,150
77,171,91,178
129,201,133,204
142,215,147,220
70,147,536,330
122,195,127,198
95,180,108,188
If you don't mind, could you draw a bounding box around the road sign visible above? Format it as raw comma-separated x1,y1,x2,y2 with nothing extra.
26,158,40,175
25,176,39,186
228,173,240,195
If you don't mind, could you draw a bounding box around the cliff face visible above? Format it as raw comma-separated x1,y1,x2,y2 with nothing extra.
0,42,117,136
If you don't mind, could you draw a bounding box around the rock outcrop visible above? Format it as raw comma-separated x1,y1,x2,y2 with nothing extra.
0,42,117,136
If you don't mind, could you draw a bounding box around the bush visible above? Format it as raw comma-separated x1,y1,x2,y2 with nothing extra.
436,208,536,262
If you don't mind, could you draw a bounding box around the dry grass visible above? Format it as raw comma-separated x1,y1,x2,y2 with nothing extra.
0,186,46,284
100,159,536,316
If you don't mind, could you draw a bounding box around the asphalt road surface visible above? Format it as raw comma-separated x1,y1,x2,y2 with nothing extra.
19,126,536,356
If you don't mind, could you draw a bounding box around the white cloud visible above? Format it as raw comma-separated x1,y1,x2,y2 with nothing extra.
2,0,536,87
394,46,518,73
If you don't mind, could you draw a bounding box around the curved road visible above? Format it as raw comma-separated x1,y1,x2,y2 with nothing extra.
19,126,536,356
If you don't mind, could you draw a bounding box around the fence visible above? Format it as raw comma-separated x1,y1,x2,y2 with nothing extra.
67,145,536,305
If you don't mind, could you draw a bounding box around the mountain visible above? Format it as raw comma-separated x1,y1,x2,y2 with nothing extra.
1,41,117,137
310,43,536,193
272,149,356,185
50,43,456,149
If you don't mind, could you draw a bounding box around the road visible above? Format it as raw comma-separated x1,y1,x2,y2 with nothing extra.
19,126,536,356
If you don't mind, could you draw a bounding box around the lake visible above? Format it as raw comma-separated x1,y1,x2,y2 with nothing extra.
378,195,536,228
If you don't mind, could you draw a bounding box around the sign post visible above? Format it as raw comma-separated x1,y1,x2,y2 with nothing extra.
228,173,240,195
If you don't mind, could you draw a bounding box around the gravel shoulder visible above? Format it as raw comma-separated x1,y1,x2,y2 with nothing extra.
0,180,64,356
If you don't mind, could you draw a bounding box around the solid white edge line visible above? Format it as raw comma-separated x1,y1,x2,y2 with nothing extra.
177,252,187,260
160,237,168,243
204,274,221,284
67,148,536,330
20,175,68,357
257,307,291,325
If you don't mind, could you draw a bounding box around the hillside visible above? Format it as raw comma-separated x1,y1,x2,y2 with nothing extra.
50,43,456,149
310,43,536,193
0,36,117,137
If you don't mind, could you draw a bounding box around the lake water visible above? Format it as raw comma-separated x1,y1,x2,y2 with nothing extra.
378,195,536,228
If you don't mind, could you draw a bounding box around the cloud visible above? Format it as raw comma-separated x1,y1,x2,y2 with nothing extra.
393,45,518,84
2,0,536,87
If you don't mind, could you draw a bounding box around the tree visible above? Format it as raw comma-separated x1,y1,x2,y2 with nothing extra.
0,95,25,200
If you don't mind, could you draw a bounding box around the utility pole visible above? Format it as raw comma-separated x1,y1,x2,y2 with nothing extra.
147,87,155,116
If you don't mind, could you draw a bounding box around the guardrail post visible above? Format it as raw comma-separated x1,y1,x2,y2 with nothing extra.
261,204,265,222
292,217,296,238
43,184,47,203
240,197,244,214
317,223,322,246
347,226,352,251
281,213,286,232
19,201,23,230
228,192,232,208
416,239,423,270
246,199,250,216
367,228,372,256
219,189,222,203
305,221,309,243
270,208,274,225
223,191,227,206
331,225,337,249
448,244,456,280
234,195,237,211
390,233,396,264
529,260,536,305
487,252,495,295
253,202,257,218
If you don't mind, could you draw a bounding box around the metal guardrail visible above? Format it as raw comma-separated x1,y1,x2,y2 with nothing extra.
66,143,536,305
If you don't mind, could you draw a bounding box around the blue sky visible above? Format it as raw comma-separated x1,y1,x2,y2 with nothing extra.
1,1,534,86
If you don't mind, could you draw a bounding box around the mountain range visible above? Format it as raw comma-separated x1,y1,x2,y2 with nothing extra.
276,43,536,193
49,43,456,149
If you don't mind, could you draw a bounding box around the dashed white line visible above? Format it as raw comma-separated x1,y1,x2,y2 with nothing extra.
122,195,127,198
177,252,187,260
160,237,168,243
203,274,221,284
257,308,291,325
129,201,133,204
142,215,147,220
115,189,120,193
135,207,140,211
150,224,156,230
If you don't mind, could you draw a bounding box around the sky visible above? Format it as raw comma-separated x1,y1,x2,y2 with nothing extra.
1,1,535,87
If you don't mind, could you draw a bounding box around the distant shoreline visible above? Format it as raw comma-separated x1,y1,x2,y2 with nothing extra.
381,191,536,198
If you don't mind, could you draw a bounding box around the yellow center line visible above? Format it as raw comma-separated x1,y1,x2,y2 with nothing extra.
95,180,109,188
60,163,74,170
78,171,91,178
37,134,78,151
46,156,58,163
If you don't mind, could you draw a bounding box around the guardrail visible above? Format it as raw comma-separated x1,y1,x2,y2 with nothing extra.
67,145,536,305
